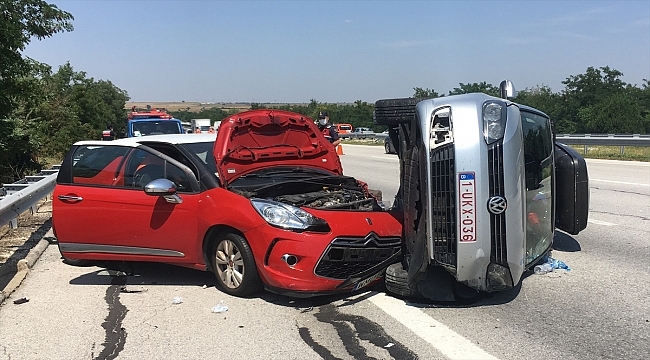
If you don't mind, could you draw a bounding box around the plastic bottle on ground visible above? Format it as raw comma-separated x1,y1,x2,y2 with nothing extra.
534,262,554,275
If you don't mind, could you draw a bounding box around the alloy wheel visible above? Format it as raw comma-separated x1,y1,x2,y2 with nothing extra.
215,239,245,289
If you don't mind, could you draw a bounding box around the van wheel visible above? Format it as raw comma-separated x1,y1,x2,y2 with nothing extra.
212,233,261,297
385,263,419,297
374,98,420,125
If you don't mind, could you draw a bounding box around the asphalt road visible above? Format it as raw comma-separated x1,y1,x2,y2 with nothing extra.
0,144,648,360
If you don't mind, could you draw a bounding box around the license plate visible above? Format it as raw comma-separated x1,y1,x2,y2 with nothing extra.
353,271,383,291
458,172,477,242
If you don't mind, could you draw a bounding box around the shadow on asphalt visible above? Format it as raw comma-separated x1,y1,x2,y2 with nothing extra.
68,261,216,287
552,230,582,252
67,259,371,308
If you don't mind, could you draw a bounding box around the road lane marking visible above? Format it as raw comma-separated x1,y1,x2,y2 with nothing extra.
586,159,650,167
368,292,499,360
591,179,649,187
371,156,399,161
588,219,617,226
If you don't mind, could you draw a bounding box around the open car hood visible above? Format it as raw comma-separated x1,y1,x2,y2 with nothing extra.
214,109,343,186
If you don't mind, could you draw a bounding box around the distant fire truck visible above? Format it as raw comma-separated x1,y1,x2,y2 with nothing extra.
127,106,183,137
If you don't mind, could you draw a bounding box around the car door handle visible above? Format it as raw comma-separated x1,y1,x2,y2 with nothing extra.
58,195,83,202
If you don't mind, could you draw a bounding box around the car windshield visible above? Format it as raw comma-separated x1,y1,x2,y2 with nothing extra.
178,141,217,174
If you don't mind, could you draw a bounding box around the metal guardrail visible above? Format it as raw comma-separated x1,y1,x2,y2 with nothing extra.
342,132,650,147
555,134,649,147
0,166,59,229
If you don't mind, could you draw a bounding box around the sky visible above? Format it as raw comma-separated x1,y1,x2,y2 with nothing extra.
23,0,650,103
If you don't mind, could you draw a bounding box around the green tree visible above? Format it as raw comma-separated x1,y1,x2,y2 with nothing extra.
0,0,73,182
578,93,645,133
0,0,73,119
448,82,499,97
413,87,440,98
558,66,627,133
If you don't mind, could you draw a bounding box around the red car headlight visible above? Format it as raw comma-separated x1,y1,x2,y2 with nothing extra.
251,198,329,232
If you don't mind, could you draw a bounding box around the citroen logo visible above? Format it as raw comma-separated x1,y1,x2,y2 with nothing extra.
487,196,507,215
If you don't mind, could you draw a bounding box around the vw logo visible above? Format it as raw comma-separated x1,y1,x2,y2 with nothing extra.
487,196,507,215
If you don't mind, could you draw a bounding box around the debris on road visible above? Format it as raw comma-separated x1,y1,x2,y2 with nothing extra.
534,254,571,275
384,343,394,348
172,296,183,305
120,286,147,293
13,297,29,305
211,301,228,313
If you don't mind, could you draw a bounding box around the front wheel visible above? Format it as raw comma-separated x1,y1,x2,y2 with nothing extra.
212,232,261,297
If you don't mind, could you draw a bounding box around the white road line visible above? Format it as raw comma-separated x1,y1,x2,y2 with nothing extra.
591,179,650,187
586,159,650,167
371,156,399,160
588,219,617,226
369,292,499,360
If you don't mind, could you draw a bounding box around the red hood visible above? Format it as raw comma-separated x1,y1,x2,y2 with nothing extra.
214,109,342,186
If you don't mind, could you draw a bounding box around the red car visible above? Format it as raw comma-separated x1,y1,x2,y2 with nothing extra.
53,110,402,297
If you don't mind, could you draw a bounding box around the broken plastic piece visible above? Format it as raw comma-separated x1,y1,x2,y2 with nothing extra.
13,297,29,305
172,297,183,305
212,301,228,313
120,286,147,293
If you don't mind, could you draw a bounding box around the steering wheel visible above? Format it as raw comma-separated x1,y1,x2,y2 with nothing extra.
133,164,164,188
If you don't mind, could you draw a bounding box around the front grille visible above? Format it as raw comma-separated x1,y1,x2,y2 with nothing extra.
488,142,507,265
430,144,457,267
314,233,401,279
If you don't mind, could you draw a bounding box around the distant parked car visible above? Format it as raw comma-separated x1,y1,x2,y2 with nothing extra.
334,123,353,134
353,127,374,134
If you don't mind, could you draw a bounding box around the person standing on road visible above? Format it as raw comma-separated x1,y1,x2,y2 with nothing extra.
316,111,341,147
102,124,115,141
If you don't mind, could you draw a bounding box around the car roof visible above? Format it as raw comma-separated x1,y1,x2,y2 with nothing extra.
74,134,217,147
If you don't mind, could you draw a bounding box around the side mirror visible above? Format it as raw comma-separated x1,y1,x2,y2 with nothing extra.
499,80,517,99
144,178,183,204
144,178,177,196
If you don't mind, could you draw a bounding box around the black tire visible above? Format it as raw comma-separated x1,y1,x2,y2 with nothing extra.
61,255,94,267
385,263,418,297
384,139,391,154
374,98,421,125
211,232,261,297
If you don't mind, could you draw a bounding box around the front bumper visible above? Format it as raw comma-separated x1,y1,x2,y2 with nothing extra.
244,211,403,293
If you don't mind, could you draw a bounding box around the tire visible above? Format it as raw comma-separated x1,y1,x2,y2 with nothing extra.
385,263,418,297
61,255,94,267
212,232,261,297
384,139,391,154
374,98,421,125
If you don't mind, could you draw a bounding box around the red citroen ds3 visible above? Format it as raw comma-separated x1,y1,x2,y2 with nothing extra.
53,109,402,297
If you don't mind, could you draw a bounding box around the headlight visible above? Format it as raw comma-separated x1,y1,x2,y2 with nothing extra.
251,198,329,231
483,101,507,144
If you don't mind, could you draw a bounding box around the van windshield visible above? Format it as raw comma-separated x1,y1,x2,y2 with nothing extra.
521,110,554,265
